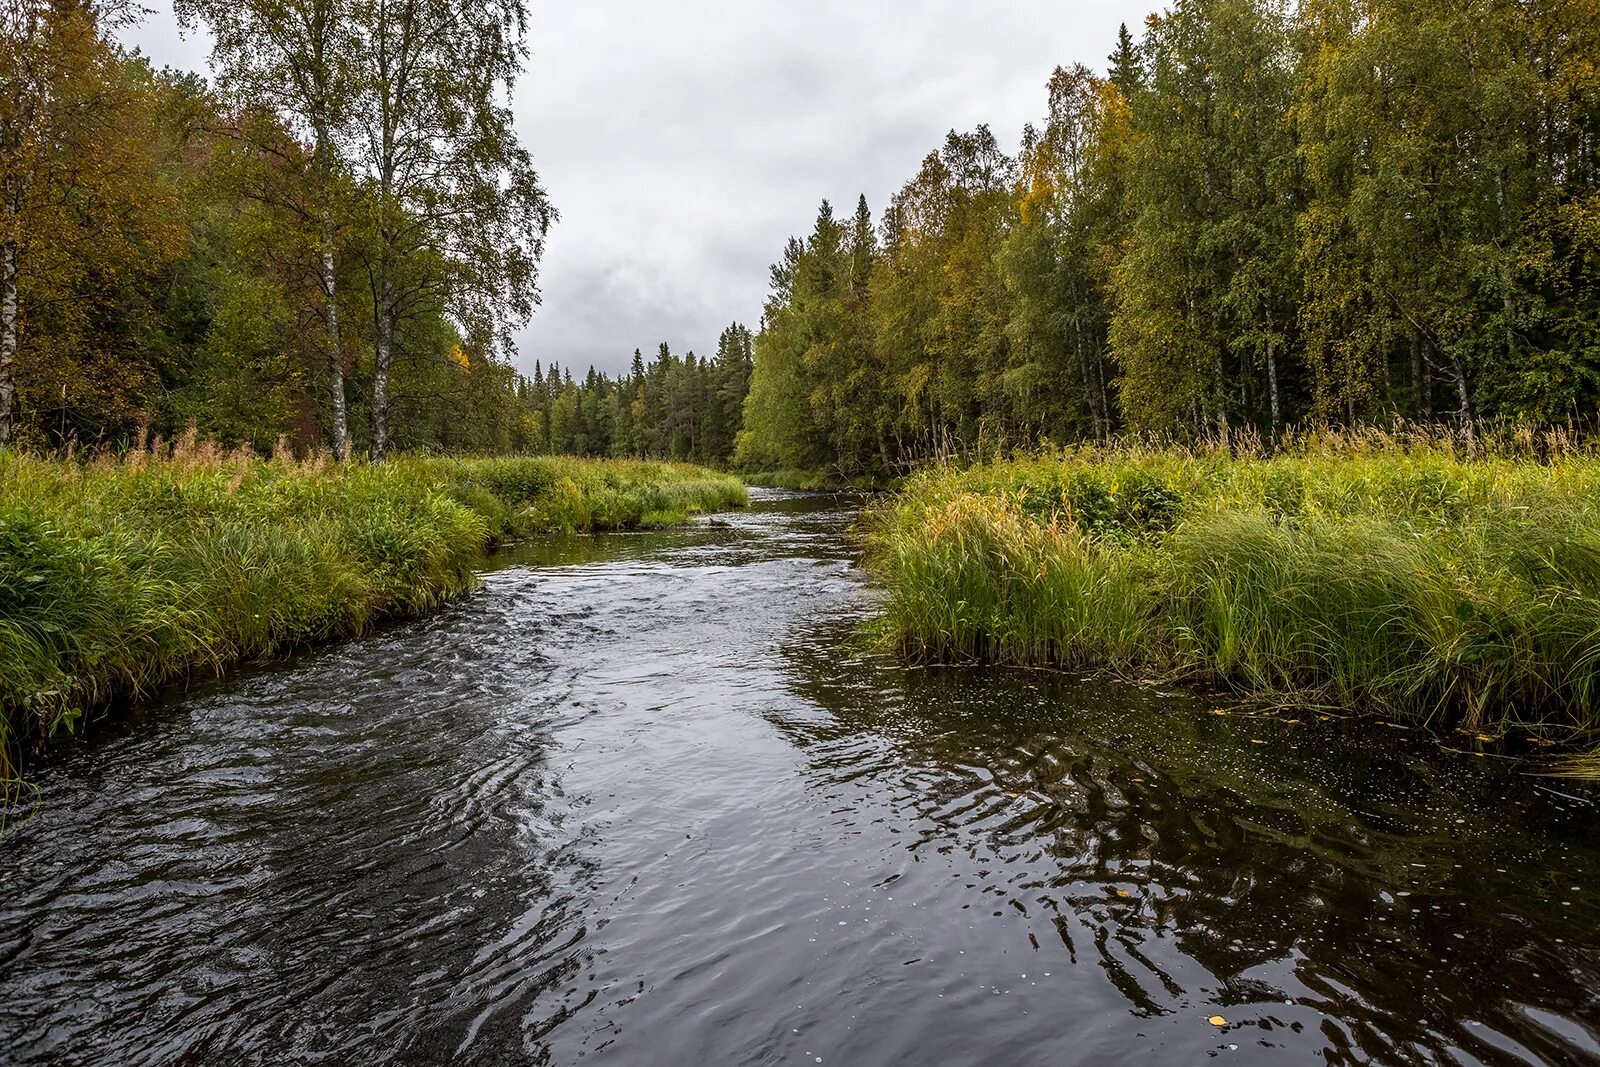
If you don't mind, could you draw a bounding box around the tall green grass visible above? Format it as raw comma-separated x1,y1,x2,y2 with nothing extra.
0,443,745,780
864,438,1600,745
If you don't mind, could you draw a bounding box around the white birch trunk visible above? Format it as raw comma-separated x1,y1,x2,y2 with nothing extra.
0,239,17,445
370,270,393,462
320,224,348,461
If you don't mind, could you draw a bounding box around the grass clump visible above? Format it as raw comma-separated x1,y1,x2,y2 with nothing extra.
0,442,745,778
864,438,1600,744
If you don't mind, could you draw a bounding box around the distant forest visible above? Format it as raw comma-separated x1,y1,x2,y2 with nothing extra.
529,326,753,465
737,0,1600,474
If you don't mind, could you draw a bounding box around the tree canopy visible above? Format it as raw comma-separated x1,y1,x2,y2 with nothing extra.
739,0,1600,475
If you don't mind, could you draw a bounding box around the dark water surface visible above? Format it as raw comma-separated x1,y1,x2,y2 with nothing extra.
3,490,1599,1066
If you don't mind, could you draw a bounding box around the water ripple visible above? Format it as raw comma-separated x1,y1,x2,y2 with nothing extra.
0,490,1597,1065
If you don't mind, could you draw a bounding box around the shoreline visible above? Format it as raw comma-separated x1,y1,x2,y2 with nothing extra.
862,446,1600,766
0,450,747,779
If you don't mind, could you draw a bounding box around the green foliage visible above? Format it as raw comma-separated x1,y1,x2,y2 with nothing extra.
4,6,555,459
0,445,745,778
741,0,1600,470
865,438,1600,741
534,326,752,466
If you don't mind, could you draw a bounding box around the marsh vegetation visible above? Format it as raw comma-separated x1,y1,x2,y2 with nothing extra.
865,432,1600,750
0,441,744,779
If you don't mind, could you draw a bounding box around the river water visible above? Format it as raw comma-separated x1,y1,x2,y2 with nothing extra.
2,489,1598,1066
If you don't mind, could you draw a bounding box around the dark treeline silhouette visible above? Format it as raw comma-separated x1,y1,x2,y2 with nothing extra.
737,0,1600,475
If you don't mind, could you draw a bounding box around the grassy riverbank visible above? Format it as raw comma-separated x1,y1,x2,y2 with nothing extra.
864,438,1600,745
742,469,892,492
0,446,745,775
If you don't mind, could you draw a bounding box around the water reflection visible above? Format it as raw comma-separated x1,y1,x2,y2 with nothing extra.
775,628,1600,1064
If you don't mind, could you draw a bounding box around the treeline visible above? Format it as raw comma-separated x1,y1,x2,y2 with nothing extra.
0,0,551,458
530,325,753,463
737,0,1600,475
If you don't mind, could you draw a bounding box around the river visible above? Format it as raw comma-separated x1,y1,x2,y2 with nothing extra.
2,489,1598,1065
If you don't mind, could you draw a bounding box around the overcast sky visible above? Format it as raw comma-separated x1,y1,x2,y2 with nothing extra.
122,1,1141,377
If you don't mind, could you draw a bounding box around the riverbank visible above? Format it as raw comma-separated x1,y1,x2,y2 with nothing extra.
864,440,1600,748
0,446,746,775
741,469,890,492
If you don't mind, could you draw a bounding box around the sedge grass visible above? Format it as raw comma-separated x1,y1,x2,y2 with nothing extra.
864,439,1600,745
0,443,745,781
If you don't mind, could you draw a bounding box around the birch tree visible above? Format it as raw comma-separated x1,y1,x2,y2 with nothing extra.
348,0,553,461
175,0,358,459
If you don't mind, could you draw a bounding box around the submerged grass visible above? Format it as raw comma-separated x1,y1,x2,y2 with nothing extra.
0,443,745,781
864,438,1600,747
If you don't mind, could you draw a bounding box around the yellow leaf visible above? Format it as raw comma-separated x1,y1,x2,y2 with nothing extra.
1208,1015,1228,1027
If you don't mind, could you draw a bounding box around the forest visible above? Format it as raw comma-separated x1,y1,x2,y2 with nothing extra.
13,0,1594,477
737,0,1600,476
529,325,754,464
0,0,752,464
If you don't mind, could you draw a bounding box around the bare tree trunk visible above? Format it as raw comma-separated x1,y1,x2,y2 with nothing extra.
1422,334,1476,449
1266,337,1280,444
1094,337,1110,442
320,219,348,461
371,271,393,462
0,239,16,446
1453,358,1477,449
1410,327,1427,421
1213,346,1228,437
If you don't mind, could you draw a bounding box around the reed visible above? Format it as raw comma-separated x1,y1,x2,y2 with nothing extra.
863,437,1600,745
0,442,746,778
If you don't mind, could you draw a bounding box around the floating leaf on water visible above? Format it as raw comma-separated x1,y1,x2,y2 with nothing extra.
1208,1015,1228,1027
1116,889,1131,898
1250,739,1266,745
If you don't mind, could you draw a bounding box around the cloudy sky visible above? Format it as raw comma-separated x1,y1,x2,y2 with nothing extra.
123,1,1140,377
